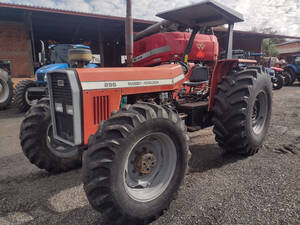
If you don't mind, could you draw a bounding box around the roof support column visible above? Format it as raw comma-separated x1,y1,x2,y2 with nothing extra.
97,24,105,67
23,12,35,76
125,0,133,66
226,23,234,59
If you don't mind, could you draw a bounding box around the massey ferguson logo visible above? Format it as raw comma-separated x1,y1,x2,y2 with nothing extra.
57,80,64,87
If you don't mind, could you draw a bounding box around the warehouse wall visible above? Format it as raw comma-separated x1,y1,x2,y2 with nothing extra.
277,41,300,60
0,20,33,77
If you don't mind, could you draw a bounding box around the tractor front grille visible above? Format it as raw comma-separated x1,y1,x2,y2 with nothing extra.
36,73,45,82
49,72,74,143
93,96,110,124
51,73,73,105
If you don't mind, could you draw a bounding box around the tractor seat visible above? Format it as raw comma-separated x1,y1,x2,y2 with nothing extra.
184,65,209,87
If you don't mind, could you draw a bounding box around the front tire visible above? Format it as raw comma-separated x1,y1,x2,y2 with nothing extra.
272,74,283,90
20,98,81,173
15,79,36,112
212,67,272,155
82,103,188,225
282,71,292,86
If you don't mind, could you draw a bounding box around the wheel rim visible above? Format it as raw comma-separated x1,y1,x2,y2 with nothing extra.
46,124,76,155
25,89,35,106
0,79,9,103
273,78,278,88
251,91,268,135
124,132,177,202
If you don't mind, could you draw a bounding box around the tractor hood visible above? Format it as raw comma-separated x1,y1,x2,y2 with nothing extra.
35,63,69,83
76,64,185,94
36,63,69,75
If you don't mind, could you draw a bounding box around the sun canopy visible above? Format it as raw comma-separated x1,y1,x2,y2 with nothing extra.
156,0,244,28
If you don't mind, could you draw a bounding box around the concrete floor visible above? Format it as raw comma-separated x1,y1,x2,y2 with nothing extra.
0,85,299,225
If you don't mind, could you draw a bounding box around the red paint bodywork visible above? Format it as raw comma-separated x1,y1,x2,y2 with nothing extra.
76,59,256,145
208,59,257,110
76,64,187,144
133,32,219,67
270,67,283,72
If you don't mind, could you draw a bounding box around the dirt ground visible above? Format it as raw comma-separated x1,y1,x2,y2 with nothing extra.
0,85,299,225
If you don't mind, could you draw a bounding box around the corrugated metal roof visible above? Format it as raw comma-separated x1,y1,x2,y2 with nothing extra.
276,40,300,46
213,27,300,40
0,2,156,24
1,2,299,40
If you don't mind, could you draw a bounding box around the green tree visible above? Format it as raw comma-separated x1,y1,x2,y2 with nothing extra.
262,38,279,57
251,27,283,57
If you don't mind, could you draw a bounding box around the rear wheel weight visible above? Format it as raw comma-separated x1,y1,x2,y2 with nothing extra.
212,67,272,155
82,103,188,225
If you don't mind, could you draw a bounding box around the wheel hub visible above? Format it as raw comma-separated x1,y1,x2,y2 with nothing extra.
251,91,268,135
134,152,157,174
124,132,177,202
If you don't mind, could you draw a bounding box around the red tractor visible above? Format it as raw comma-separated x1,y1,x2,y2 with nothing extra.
20,1,272,224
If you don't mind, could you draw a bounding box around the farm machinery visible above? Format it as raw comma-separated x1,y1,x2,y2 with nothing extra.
284,54,300,85
20,1,272,224
221,50,288,89
15,44,97,112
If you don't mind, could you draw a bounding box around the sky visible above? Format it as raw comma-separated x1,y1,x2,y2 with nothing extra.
0,0,299,36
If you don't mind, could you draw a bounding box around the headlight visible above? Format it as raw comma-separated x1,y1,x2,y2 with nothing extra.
66,105,73,115
44,74,47,81
55,103,63,112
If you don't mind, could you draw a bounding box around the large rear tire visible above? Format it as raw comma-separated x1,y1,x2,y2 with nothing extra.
15,79,36,112
212,67,272,155
20,98,81,173
282,71,292,86
0,69,13,110
82,103,188,225
284,68,296,85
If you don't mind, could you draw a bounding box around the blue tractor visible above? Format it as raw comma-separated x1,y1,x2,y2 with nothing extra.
15,44,98,112
284,54,300,85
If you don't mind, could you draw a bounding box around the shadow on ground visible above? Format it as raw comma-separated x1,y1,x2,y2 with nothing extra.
188,143,245,173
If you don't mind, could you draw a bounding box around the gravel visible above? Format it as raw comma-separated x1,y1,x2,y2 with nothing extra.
0,85,299,225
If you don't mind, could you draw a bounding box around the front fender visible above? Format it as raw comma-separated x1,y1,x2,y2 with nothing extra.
286,64,299,74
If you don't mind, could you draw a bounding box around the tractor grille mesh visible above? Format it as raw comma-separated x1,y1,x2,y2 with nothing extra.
50,73,72,105
93,96,110,124
50,72,74,142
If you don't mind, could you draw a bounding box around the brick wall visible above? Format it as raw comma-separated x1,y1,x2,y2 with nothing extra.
0,21,33,77
277,41,300,54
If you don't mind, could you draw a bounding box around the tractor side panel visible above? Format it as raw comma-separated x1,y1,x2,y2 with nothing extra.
82,89,122,145
77,64,186,144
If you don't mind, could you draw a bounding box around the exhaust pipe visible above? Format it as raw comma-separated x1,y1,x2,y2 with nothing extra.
134,20,174,41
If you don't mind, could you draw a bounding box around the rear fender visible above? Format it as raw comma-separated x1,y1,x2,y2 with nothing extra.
286,64,299,74
208,59,256,110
